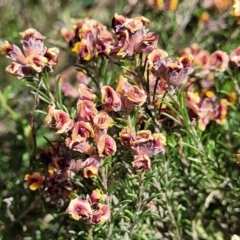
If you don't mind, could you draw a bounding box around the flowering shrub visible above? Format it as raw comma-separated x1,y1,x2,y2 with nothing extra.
1,1,240,239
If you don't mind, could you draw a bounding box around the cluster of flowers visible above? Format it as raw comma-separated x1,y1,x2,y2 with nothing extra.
3,12,239,224
25,151,110,224
61,18,113,63
60,13,239,132
66,189,110,224
147,48,193,87
179,44,239,130
45,74,166,171
1,28,59,79
45,88,117,178
61,13,158,61
119,128,166,170
24,142,78,203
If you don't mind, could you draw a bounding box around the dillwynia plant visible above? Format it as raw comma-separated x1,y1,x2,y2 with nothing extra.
2,11,240,239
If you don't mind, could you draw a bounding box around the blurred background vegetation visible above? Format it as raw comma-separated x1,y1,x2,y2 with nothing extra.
1,0,240,239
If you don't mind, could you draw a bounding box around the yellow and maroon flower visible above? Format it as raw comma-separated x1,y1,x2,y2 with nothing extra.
62,18,113,62
83,165,98,178
19,28,46,40
66,136,94,155
164,56,193,86
72,40,93,62
152,133,166,154
66,198,92,221
215,98,229,125
76,100,98,122
24,172,44,191
193,50,211,69
147,48,168,71
132,154,151,171
5,62,32,79
186,91,201,116
119,126,134,147
111,14,158,57
116,75,132,95
82,155,101,178
72,121,94,139
97,134,117,157
101,86,122,112
230,46,240,67
92,204,111,224
93,111,113,130
132,130,153,145
130,130,165,157
199,12,210,26
2,41,28,64
210,50,229,71
60,27,75,43
186,90,225,131
78,83,96,101
45,105,74,134
25,54,48,73
89,189,107,204
44,47,59,66
2,28,59,78
125,85,147,108
95,29,114,57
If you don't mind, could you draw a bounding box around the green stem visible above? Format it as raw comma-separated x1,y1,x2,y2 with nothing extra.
29,78,43,170
129,172,144,239
0,90,19,120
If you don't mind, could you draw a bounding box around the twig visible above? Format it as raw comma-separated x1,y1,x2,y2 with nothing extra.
129,172,145,238
29,78,43,170
7,191,44,229
171,0,199,41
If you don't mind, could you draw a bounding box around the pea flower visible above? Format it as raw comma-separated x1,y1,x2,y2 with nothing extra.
71,121,94,139
45,105,74,134
82,155,101,178
119,126,135,147
147,49,168,72
193,50,211,69
97,134,117,157
93,111,113,130
2,28,59,79
148,49,193,86
146,0,179,11
66,198,92,221
210,50,229,71
125,85,147,108
24,172,44,191
230,46,240,67
76,100,98,122
89,189,107,204
66,189,110,224
215,98,229,125
101,86,122,112
65,136,94,155
78,83,96,101
132,154,151,171
92,204,111,224
119,128,165,170
111,14,158,57
131,131,166,157
62,18,113,62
